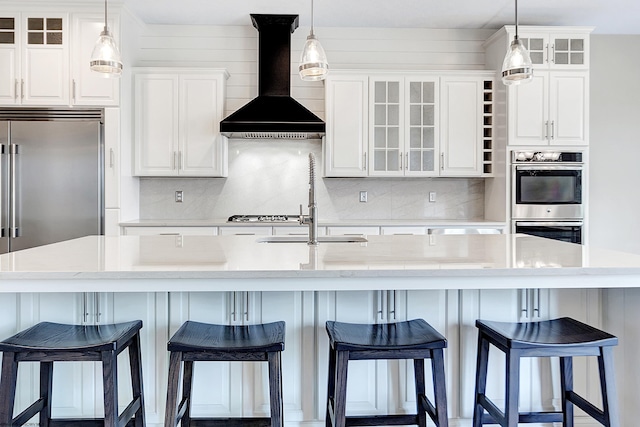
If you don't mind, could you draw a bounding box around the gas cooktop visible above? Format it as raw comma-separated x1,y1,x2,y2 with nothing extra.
227,215,299,223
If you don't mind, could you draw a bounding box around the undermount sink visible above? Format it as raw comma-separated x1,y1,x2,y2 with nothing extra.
256,236,368,244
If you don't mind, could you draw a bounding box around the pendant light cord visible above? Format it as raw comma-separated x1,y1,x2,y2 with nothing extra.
514,0,519,40
310,0,315,37
104,0,109,32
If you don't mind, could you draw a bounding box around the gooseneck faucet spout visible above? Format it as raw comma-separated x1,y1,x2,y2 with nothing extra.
299,153,318,245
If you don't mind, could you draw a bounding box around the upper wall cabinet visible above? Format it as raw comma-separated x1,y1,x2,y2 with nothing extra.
484,26,592,147
514,27,589,70
0,11,120,107
324,70,494,178
0,12,69,105
70,13,120,106
134,68,229,177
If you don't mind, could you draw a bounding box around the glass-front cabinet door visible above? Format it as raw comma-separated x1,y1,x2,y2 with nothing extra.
370,78,403,175
518,31,589,70
406,77,439,176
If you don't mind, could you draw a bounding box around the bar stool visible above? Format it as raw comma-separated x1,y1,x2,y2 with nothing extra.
325,319,448,427
164,320,285,427
473,317,620,427
0,320,145,427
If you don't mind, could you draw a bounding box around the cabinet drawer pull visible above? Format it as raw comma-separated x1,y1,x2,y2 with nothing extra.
551,121,555,140
440,153,444,170
363,152,367,171
72,79,77,102
109,148,115,168
14,80,18,100
21,79,24,99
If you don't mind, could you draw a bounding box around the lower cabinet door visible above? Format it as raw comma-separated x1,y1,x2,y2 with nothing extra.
17,293,94,420
99,292,169,425
168,291,240,418
390,290,456,418
245,291,314,423
316,291,389,419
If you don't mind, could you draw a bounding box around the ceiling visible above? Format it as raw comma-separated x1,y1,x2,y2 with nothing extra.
124,0,640,35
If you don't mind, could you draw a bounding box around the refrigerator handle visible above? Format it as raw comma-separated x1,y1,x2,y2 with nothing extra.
9,144,19,238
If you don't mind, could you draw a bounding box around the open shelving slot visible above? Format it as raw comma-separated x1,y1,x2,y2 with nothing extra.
482,79,494,175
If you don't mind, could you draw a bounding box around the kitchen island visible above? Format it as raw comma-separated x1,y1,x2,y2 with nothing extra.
0,234,639,427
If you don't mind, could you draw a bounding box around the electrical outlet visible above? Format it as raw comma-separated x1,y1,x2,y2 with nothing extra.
175,190,183,203
359,191,368,203
429,192,436,202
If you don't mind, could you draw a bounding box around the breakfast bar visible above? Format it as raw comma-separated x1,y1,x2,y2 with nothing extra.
0,234,639,427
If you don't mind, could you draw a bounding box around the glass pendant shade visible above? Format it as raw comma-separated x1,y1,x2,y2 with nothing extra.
299,34,329,81
501,37,533,85
90,28,122,77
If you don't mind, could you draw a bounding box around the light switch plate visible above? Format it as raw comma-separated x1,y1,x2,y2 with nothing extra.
359,191,368,203
429,192,436,202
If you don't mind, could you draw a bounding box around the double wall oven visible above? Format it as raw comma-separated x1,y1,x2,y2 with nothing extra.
511,151,584,244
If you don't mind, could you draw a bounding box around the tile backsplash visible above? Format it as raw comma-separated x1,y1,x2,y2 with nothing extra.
139,140,485,220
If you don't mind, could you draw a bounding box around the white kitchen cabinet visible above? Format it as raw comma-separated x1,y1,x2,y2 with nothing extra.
218,226,272,236
70,13,120,106
169,291,314,423
324,74,368,177
324,71,493,178
123,226,217,236
369,75,440,177
508,71,588,146
515,27,590,70
440,76,484,176
134,68,229,177
0,12,69,106
484,26,591,147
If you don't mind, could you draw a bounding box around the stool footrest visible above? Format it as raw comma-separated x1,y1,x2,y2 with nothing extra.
12,397,45,426
189,417,272,426
345,414,419,426
420,393,437,422
478,394,565,425
567,390,607,425
49,419,137,427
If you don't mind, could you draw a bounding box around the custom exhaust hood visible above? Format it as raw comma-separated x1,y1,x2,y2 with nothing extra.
220,14,326,140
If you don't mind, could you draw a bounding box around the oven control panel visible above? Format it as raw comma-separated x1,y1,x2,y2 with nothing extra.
512,151,583,163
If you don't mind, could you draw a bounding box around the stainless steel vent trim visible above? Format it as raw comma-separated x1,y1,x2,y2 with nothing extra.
242,132,310,139
0,108,104,121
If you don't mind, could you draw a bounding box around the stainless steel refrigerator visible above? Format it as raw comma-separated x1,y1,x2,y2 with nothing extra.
0,109,104,254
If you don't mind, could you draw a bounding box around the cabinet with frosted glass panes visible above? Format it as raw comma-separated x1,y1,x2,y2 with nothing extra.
509,26,591,70
0,12,69,105
370,73,491,177
369,75,439,176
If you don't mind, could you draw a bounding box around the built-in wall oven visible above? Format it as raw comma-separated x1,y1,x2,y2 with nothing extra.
511,151,584,244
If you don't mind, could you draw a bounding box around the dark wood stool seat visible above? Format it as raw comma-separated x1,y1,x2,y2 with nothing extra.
473,317,620,427
325,319,448,427
164,320,285,427
0,320,145,427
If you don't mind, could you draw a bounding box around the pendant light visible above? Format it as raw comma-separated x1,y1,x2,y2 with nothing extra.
90,0,122,77
299,0,329,81
501,0,533,85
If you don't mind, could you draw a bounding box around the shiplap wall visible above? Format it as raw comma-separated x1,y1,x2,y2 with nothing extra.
132,24,494,119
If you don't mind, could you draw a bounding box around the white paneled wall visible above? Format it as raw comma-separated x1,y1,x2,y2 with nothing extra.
133,24,494,120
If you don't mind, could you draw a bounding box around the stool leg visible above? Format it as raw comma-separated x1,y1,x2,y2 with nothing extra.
472,334,490,427
164,351,183,427
267,351,284,427
560,356,574,427
102,350,119,427
39,361,53,427
128,333,146,427
333,350,349,427
181,360,193,427
325,346,337,427
599,346,621,427
0,352,18,426
431,349,449,427
504,350,520,427
414,359,427,427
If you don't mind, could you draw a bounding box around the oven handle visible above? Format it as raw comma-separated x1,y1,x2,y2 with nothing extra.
516,221,583,227
514,165,583,171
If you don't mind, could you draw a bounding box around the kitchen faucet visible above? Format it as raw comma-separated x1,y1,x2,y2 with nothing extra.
299,153,318,245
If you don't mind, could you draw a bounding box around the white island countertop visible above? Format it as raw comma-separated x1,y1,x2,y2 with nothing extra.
2,234,640,292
